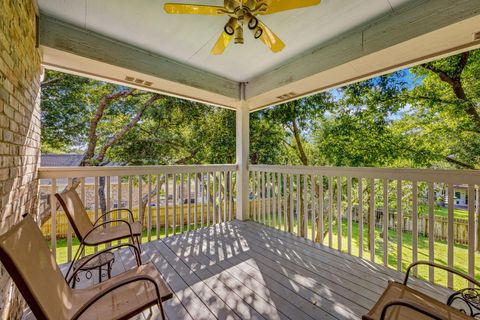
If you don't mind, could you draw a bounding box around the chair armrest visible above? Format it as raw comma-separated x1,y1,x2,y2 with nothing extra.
404,261,480,287
93,208,135,226
379,298,447,320
83,220,135,245
66,243,141,285
71,275,163,320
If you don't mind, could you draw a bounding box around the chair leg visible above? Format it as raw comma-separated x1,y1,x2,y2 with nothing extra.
136,235,142,253
158,301,166,320
65,242,85,282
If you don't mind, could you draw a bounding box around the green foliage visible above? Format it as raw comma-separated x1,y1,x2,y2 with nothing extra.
41,48,480,170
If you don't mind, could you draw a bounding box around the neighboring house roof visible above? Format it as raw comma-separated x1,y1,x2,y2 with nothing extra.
41,154,84,167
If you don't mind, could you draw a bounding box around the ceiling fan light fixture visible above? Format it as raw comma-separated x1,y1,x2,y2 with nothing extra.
224,17,237,35
247,16,258,30
225,25,235,35
234,25,244,44
253,26,263,39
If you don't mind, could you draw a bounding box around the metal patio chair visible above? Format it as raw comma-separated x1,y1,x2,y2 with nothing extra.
363,261,480,320
0,215,172,320
55,188,143,280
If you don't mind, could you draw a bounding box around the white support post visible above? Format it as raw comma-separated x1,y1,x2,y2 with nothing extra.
236,85,249,221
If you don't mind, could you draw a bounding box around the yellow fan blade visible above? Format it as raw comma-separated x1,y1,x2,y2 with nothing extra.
260,0,321,14
256,20,285,53
164,4,224,15
211,32,233,55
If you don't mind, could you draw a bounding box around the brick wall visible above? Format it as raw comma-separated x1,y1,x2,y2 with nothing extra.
0,0,42,318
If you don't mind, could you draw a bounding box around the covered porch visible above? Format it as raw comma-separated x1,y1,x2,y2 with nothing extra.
1,0,480,319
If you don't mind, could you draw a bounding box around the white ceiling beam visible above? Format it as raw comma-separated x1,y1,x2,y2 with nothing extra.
39,14,241,108
246,0,480,108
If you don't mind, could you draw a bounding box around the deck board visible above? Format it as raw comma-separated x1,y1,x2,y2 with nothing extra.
57,220,454,320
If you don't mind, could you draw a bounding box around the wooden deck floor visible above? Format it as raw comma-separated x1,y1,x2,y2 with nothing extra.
64,221,454,320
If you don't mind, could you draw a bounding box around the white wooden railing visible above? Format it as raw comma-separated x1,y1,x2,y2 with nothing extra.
249,165,480,289
38,165,237,263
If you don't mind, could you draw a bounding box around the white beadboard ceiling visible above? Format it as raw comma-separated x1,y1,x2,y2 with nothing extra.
37,0,412,82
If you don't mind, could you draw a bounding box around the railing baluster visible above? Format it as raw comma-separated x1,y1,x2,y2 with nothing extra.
147,174,152,242
200,172,204,227
257,171,261,223
370,178,375,262
180,173,184,233
229,170,233,221
318,175,324,245
289,174,294,234
107,176,112,248
223,171,227,223
297,174,301,236
262,172,266,225
447,182,454,288
96,176,100,252
358,177,363,258
347,177,352,255
337,176,342,251
128,176,132,224
117,175,122,245
252,171,256,221
50,179,57,259
412,181,418,276
212,171,217,225
218,171,222,223
383,179,388,267
156,174,160,240
468,184,475,287
173,173,177,235
273,173,277,229
428,182,434,282
283,173,287,232
206,172,211,227
165,174,170,237
194,173,198,229
328,176,333,248
267,172,271,227
79,178,86,256
311,175,316,240
304,175,308,239
277,172,282,230
80,177,86,207
67,178,72,262
188,173,191,230
137,175,142,242
396,180,402,272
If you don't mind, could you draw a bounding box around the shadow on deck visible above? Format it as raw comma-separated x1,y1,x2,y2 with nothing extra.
58,221,454,320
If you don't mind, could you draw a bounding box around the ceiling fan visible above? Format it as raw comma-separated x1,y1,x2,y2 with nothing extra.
164,0,321,55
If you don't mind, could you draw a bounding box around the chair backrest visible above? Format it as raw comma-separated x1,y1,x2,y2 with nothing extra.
55,189,94,241
0,216,73,319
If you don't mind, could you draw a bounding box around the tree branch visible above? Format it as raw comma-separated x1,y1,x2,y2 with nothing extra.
95,94,162,162
41,75,66,89
421,54,480,134
82,89,135,166
445,156,476,170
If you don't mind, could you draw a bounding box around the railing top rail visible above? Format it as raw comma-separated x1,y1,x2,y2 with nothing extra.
38,164,238,179
250,165,480,185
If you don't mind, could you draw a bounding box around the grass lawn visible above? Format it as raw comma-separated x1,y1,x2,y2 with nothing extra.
431,206,469,219
51,212,478,291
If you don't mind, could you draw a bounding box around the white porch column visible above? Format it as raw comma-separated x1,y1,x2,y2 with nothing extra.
236,96,249,221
